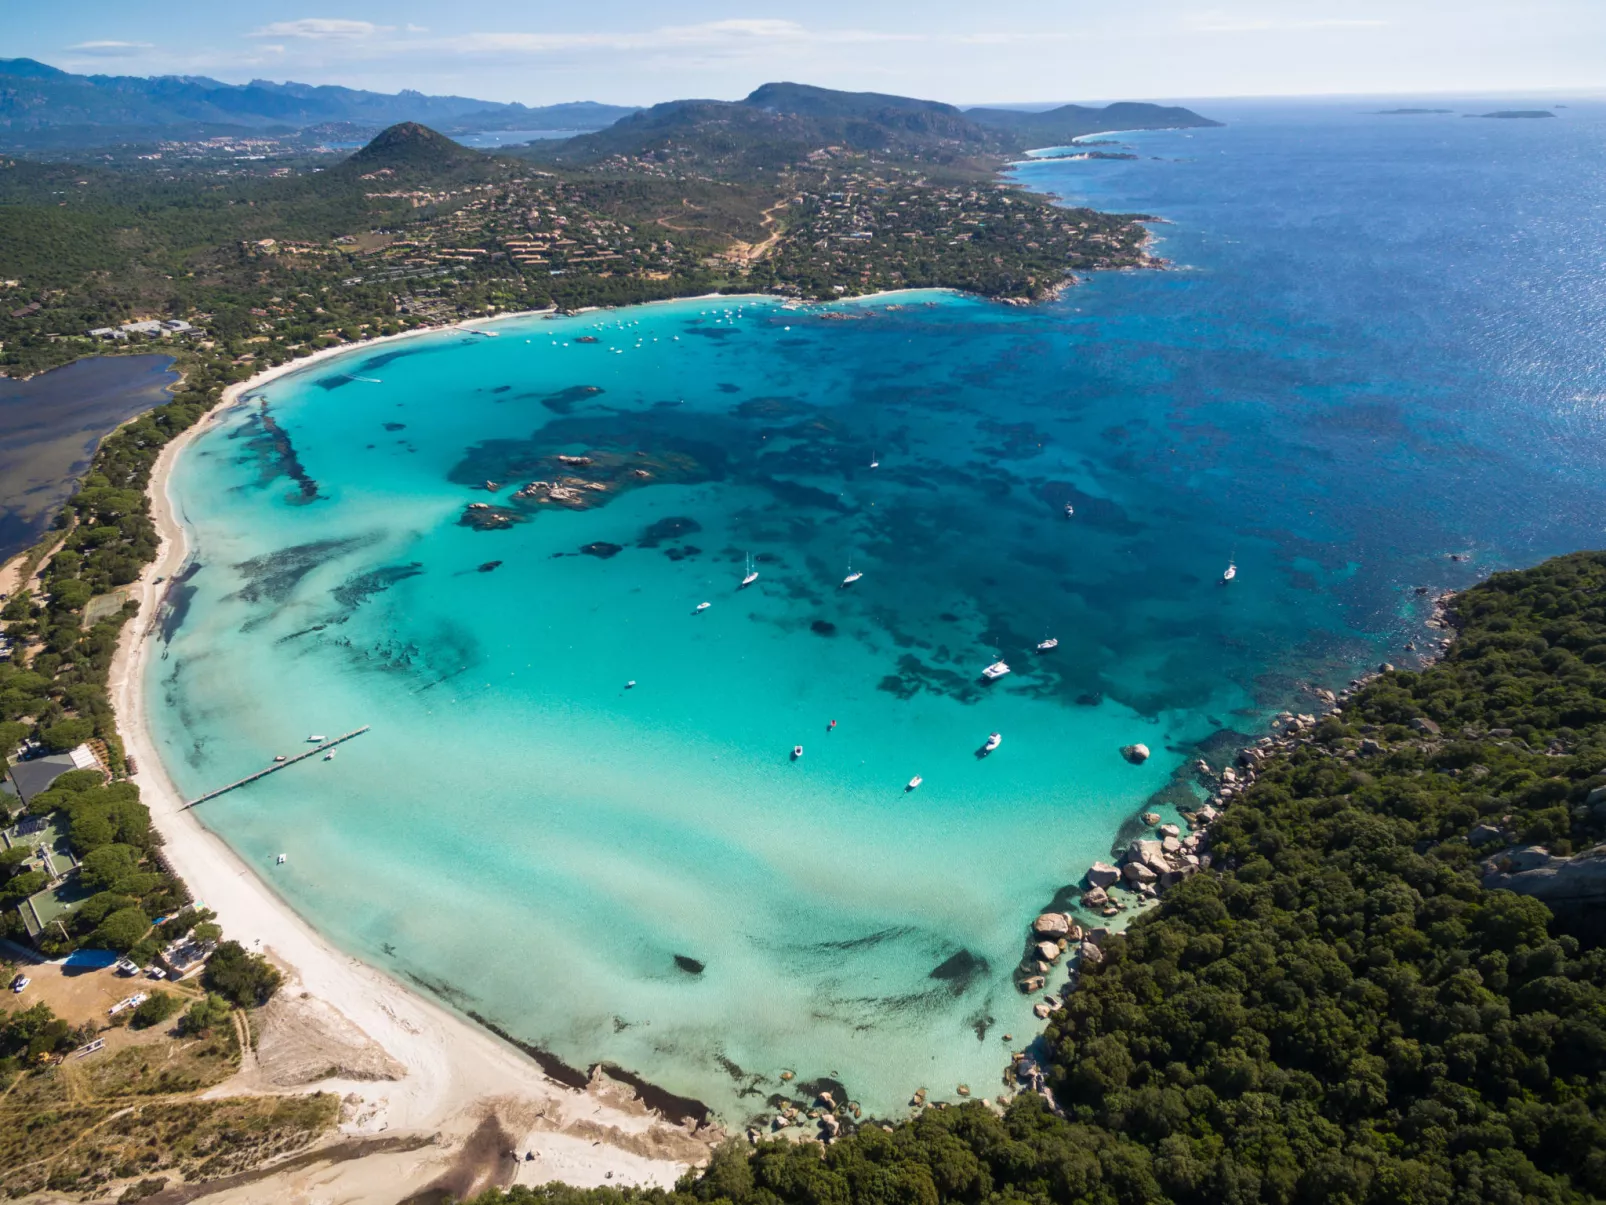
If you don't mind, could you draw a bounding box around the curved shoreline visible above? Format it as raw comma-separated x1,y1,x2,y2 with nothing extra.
108,282,1160,1171
107,321,718,1201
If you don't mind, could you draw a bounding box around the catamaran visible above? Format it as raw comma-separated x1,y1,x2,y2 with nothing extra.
741,554,759,588
983,732,1002,754
1036,637,1059,653
982,661,1011,681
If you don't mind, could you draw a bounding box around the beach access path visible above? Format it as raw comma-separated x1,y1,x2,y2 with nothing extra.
104,327,716,1203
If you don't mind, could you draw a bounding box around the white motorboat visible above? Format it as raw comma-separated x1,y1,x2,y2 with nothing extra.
1036,638,1059,653
1064,503,1075,517
906,775,923,791
983,732,1002,754
626,680,637,689
273,755,287,763
981,661,1011,681
324,749,337,761
276,853,287,865
306,734,325,743
695,601,712,613
792,745,803,760
1221,562,1237,584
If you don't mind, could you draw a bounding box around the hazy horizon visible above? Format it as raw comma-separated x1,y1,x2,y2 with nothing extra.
7,1,1602,109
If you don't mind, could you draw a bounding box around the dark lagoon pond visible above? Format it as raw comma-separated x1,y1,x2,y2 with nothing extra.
0,355,178,563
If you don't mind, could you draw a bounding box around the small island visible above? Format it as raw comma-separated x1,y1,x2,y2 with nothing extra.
1468,110,1556,119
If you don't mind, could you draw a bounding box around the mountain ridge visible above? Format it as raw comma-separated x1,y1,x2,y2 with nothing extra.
0,58,639,148
533,83,1218,172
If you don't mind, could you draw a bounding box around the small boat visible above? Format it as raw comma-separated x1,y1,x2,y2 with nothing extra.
869,452,880,469
983,732,1002,754
306,734,326,743
842,560,863,587
1221,561,1237,584
981,661,1011,681
792,745,803,760
740,553,758,589
626,680,636,689
1036,637,1059,653
273,755,287,763
906,775,923,792
695,601,711,613
276,853,287,865
324,749,337,761
1064,503,1075,518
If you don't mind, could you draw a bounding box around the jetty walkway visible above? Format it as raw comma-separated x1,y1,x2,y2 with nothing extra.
181,727,370,809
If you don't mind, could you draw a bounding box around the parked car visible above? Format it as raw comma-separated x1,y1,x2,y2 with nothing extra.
10,974,29,993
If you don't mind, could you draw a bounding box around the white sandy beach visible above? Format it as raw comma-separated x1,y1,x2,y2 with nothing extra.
104,328,717,1203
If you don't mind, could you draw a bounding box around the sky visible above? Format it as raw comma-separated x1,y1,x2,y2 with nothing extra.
6,0,1603,107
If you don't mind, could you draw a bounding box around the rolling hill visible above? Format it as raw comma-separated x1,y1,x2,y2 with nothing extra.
533,83,1217,174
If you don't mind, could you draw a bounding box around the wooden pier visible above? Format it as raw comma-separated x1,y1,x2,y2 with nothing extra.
182,727,370,810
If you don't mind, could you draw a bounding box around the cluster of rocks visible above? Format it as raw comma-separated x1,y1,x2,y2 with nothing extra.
459,502,518,530
750,1088,864,1144
513,475,613,507
1102,821,1210,904
1012,910,1098,998
1480,840,1606,913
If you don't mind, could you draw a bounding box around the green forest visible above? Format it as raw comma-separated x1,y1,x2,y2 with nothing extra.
468,553,1606,1204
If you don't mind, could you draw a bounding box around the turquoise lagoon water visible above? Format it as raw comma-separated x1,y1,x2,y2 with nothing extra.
149,100,1606,1119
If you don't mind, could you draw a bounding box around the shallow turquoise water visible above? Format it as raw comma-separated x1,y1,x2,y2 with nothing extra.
149,100,1606,1119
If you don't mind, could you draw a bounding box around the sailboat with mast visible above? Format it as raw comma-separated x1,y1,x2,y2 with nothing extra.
740,553,759,589
842,558,863,587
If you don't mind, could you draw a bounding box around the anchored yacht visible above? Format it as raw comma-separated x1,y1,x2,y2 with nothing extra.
792,745,803,760
906,775,923,791
694,601,712,613
842,561,863,587
1036,637,1059,653
983,732,1002,754
981,661,1011,681
1221,562,1237,584
741,554,759,588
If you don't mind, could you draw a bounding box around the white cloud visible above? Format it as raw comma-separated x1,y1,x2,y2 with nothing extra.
434,19,910,58
1186,13,1392,34
249,19,391,41
66,40,155,56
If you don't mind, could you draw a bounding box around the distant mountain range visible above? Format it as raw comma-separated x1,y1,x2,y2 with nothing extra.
0,58,638,148
0,60,1219,160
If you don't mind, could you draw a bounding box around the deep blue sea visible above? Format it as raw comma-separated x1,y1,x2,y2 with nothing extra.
148,98,1606,1119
